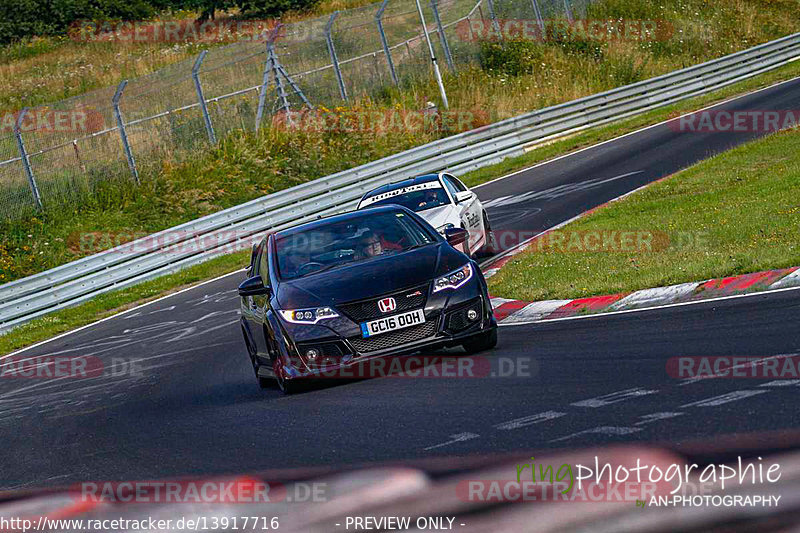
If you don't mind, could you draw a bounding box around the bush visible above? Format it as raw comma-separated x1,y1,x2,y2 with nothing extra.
479,39,544,77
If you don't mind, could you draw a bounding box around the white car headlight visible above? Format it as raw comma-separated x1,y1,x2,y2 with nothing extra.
433,263,473,293
279,307,339,324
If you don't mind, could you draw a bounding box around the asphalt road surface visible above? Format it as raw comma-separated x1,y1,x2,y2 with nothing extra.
3,76,800,491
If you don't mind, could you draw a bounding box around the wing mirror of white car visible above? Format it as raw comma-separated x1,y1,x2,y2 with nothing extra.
445,227,469,247
455,190,474,204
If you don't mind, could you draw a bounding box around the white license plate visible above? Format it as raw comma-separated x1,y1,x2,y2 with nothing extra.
361,309,425,338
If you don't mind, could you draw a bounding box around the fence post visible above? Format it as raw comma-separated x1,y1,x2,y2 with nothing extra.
430,0,455,72
112,81,140,185
13,108,42,209
255,31,278,132
325,12,348,102
531,0,545,35
375,0,399,86
192,51,217,144
485,0,502,38
563,0,573,22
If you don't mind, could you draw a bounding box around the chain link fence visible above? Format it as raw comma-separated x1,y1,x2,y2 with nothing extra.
0,0,588,220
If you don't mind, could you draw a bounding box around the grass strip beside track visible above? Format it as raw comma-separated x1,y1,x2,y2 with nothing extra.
487,125,800,302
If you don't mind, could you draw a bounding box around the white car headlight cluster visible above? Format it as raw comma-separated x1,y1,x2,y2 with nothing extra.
436,223,455,234
433,263,473,293
279,307,339,324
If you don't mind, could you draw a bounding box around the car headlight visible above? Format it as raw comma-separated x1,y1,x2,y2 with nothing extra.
433,263,473,293
436,223,455,234
278,307,339,324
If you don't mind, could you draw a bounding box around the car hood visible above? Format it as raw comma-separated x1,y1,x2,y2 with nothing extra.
276,243,467,309
418,205,459,231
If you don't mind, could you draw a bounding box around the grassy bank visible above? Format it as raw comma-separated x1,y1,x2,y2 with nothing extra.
487,126,800,302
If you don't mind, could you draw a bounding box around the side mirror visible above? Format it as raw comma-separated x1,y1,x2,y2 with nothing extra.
445,227,468,247
454,190,474,204
238,275,270,297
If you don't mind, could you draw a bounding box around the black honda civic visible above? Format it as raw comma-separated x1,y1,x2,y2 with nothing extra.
238,205,497,394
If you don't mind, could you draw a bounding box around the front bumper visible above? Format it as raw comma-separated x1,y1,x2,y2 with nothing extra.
277,288,496,381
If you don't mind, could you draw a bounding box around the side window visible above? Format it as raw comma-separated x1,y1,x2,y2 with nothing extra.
441,176,459,200
249,242,262,276
259,241,270,287
446,174,468,192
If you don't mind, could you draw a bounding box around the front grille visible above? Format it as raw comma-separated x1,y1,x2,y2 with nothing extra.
338,283,429,323
349,320,438,354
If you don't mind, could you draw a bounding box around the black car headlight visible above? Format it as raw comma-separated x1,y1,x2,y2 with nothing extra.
433,263,473,293
278,307,339,324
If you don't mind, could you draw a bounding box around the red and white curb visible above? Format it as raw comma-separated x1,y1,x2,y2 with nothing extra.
489,266,800,324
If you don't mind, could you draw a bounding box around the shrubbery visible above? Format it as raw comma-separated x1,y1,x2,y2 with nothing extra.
0,0,320,44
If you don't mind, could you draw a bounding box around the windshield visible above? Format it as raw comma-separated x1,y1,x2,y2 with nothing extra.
361,183,451,212
275,210,436,280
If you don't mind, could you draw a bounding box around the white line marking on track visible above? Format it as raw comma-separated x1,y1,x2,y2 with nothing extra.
549,426,641,443
1,268,246,358
493,411,566,430
423,432,480,451
680,390,767,408
571,387,658,408
634,412,684,426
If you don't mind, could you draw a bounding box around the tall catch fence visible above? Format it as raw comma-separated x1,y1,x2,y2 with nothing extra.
0,0,588,219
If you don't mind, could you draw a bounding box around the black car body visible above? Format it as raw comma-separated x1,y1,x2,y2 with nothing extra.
238,205,497,394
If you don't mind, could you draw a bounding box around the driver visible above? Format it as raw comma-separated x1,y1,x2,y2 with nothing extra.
358,231,383,259
417,189,440,209
284,247,310,277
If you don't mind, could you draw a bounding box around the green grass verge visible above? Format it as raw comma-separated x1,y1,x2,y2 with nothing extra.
0,251,247,355
2,60,800,355
461,59,800,187
487,126,800,302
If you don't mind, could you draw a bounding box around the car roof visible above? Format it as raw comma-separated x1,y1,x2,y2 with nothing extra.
361,174,443,200
274,205,412,239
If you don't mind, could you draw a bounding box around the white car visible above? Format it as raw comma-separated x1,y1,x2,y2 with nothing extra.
356,173,494,257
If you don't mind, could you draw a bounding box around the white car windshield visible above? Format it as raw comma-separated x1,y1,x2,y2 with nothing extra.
363,186,451,212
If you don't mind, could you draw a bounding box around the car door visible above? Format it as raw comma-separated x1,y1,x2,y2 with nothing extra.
243,238,270,355
443,174,484,253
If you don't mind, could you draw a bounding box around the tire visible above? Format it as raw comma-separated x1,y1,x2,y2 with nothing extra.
478,212,497,257
461,328,498,354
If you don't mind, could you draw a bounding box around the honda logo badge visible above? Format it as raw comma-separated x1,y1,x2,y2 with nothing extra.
378,297,397,313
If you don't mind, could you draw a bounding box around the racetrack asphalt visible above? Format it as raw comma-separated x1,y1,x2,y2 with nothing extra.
2,76,800,491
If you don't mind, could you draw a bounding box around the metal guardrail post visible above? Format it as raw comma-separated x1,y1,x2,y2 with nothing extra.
485,0,502,38
375,0,399,86
112,81,140,185
563,0,573,22
431,0,455,72
13,108,42,209
326,12,348,102
192,51,217,144
531,0,545,35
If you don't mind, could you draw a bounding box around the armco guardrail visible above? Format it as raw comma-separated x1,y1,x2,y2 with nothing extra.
1,32,799,333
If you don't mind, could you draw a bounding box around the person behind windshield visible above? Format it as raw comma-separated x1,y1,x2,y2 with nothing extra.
417,189,440,210
284,247,311,277
357,231,383,259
